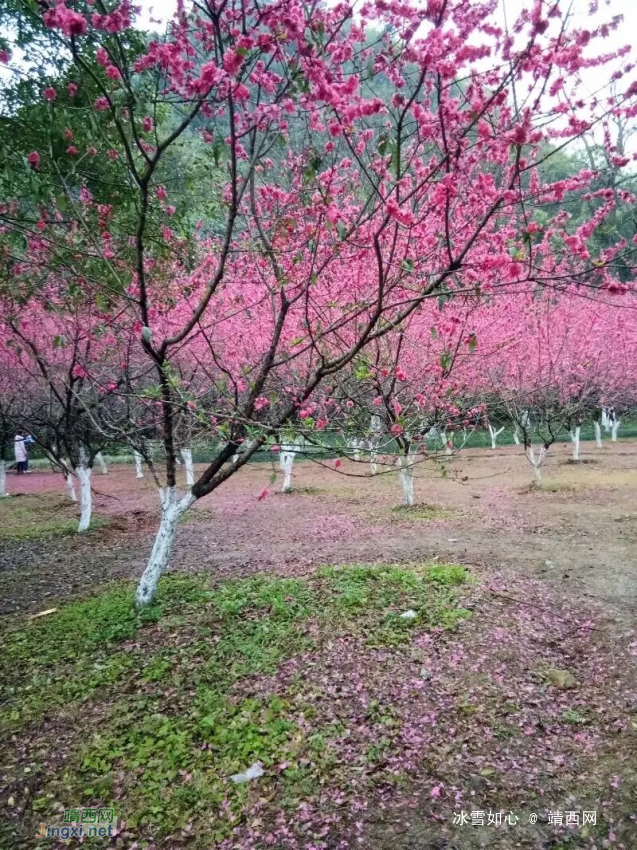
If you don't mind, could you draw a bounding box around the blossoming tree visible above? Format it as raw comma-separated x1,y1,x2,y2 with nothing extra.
1,0,636,603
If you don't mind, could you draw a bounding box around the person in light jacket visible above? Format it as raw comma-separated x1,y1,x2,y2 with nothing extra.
14,433,28,474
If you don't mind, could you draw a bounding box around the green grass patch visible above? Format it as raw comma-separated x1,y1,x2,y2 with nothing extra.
0,494,108,540
391,503,452,521
0,565,470,845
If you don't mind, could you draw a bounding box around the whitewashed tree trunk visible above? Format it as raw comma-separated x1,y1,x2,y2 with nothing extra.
77,465,92,533
96,452,108,474
180,448,194,487
513,426,521,446
369,416,381,475
282,451,294,492
525,445,548,485
349,438,362,462
63,464,77,502
280,436,303,492
488,423,505,449
135,489,196,607
134,451,144,479
602,408,610,432
396,454,415,506
611,420,621,442
594,421,603,448
442,431,454,456
369,445,378,476
570,427,581,461
0,460,7,497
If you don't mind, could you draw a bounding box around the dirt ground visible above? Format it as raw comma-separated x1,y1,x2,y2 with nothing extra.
2,440,637,849
1,439,637,625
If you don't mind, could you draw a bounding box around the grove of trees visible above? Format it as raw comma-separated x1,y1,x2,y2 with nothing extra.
1,0,637,604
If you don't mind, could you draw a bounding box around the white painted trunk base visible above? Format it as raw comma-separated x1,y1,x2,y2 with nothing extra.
64,469,77,502
0,460,7,497
96,452,108,474
281,447,295,493
136,489,196,606
513,427,521,446
570,427,581,461
525,445,548,485
134,451,144,479
611,420,621,442
594,421,602,448
181,448,194,487
397,455,415,506
77,465,92,533
488,424,505,450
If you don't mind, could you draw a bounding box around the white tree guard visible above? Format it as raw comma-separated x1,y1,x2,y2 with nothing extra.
525,444,548,485
134,451,144,479
0,460,8,497
96,452,108,474
570,426,581,461
135,489,196,607
594,421,603,448
181,448,194,487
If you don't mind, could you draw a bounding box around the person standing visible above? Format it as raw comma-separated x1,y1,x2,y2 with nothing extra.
14,433,27,474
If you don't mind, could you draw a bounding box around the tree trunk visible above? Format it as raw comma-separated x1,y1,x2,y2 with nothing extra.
397,454,415,506
135,489,196,607
180,448,194,487
513,426,521,446
77,465,92,533
281,445,295,493
525,445,548,485
570,427,581,461
594,421,602,448
350,438,361,462
63,465,77,502
0,459,7,497
488,423,505,449
96,452,108,474
611,420,621,442
134,451,144,479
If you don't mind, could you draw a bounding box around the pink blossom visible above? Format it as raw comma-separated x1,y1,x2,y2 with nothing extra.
68,82,78,98
94,96,110,111
27,151,40,169
156,185,167,200
257,487,269,501
66,145,78,156
0,49,10,64
373,396,383,407
43,87,56,101
142,116,154,132
271,445,280,453
391,423,404,436
334,459,342,468
254,396,270,411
